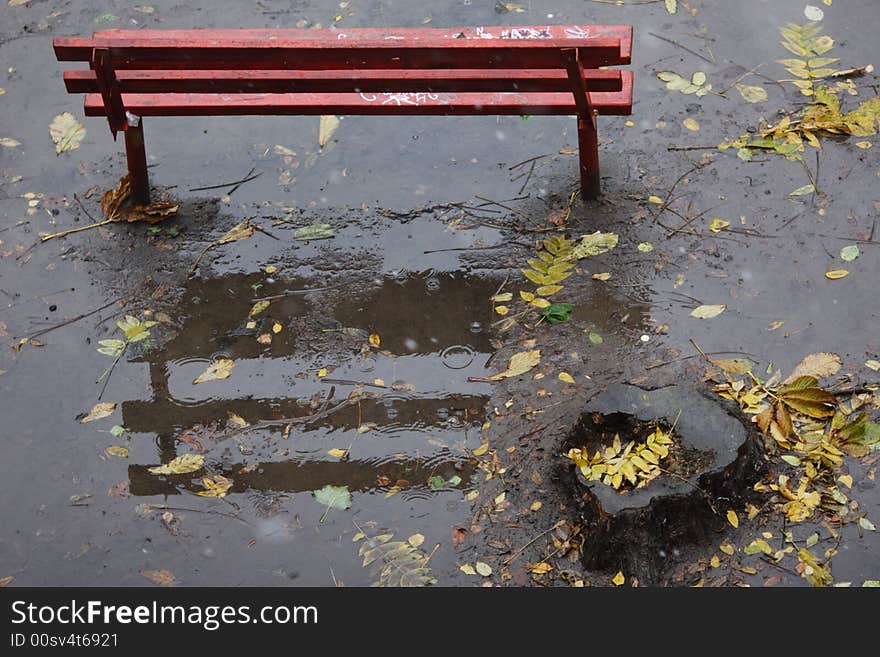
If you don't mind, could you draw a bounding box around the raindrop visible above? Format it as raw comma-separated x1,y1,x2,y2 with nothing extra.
425,277,441,292
469,321,483,334
441,345,475,369
404,337,419,352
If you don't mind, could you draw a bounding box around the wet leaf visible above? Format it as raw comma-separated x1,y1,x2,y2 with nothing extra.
825,269,849,279
530,501,542,511
0,137,21,148
530,298,551,309
327,448,349,459
0,576,12,587
710,555,721,568
637,242,654,252
217,220,254,245
318,115,340,147
317,367,329,377
249,300,270,317
735,84,769,103
840,245,860,261
475,562,492,577
495,305,510,315
648,195,664,205
529,562,553,575
744,539,773,555
804,5,824,21
558,372,575,384
571,231,618,258
491,292,513,302
81,402,117,423
294,224,334,240
482,350,540,381
612,571,625,586
865,360,880,371
460,564,477,575
789,184,815,196
272,322,283,334
839,474,853,488
148,453,204,475
711,358,753,375
104,445,129,458
141,569,177,586
784,352,841,382
709,218,730,233
313,484,352,510
368,333,381,348
683,117,700,131
858,517,876,531
110,425,126,437
720,542,736,556
592,272,611,281
196,474,233,497
473,442,489,456
690,304,726,319
428,475,446,490
781,455,802,466
541,303,574,325
193,358,234,384
407,533,425,548
588,332,603,345
535,285,564,297
49,112,86,154
97,338,126,357
657,70,713,97
664,0,677,14
727,509,739,528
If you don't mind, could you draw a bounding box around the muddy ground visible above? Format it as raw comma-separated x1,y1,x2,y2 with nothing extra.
1,0,878,587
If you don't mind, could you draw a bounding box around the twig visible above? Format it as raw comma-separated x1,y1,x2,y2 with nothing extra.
145,503,253,526
690,338,714,366
508,153,552,171
17,299,118,340
188,168,262,192
40,218,113,242
320,377,388,389
503,520,566,565
96,342,127,399
648,31,716,65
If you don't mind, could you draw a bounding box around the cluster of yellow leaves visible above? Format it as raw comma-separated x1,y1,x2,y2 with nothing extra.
565,428,673,492
778,22,837,96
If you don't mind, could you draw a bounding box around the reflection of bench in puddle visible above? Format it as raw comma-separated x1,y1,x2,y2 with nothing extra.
128,455,473,497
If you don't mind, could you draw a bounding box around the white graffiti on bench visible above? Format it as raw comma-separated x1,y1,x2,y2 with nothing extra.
359,92,442,106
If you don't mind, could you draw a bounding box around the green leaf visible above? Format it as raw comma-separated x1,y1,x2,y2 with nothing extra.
840,245,860,261
589,332,603,345
789,184,815,196
735,84,769,103
313,484,352,511
541,303,574,325
97,338,126,357
109,425,126,437
294,224,335,240
428,476,445,490
570,232,618,259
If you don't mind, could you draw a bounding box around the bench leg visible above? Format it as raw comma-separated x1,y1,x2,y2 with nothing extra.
578,114,600,200
124,118,150,205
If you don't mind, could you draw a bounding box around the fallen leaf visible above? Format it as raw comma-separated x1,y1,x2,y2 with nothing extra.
529,562,553,575
495,305,509,316
839,474,853,488
558,372,575,384
690,304,726,319
142,569,178,586
840,245,860,261
193,358,234,384
294,223,334,240
789,184,815,196
720,542,736,556
637,242,654,252
460,564,477,575
272,322,283,334
710,555,721,568
710,358,753,375
479,350,540,381
865,360,880,371
368,333,381,348
859,517,876,531
825,269,849,279
735,84,769,103
612,571,625,586
727,509,739,528
0,576,13,586
571,231,618,258
472,442,490,456
709,218,730,233
49,112,86,154
257,333,272,345
407,533,425,548
317,367,329,377
196,474,233,497
327,448,348,459
313,484,352,510
784,352,841,383
227,413,247,428
592,272,612,281
0,137,21,148
855,141,872,149
104,445,129,458
475,562,492,577
530,501,542,511
81,402,116,423
683,117,700,131
648,196,664,205
217,220,254,244
781,454,802,466
148,453,204,475
804,5,824,21
319,115,340,147
665,0,677,14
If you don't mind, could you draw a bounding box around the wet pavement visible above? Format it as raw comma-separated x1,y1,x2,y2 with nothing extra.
1,0,879,586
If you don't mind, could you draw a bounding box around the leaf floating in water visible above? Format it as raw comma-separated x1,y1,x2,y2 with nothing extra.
196,474,233,497
840,245,860,261
475,562,493,577
637,242,654,252
804,5,824,21
735,84,769,103
789,184,815,196
81,402,117,423
192,358,235,384
690,304,726,319
727,509,739,528
354,523,436,586
825,269,849,279
612,571,625,586
0,137,21,148
558,371,575,384
49,112,86,154
784,352,841,382
709,218,730,233
318,115,340,147
294,224,335,240
473,349,541,382
104,445,129,458
314,484,352,511
542,303,574,325
683,117,700,131
664,0,677,14
657,70,712,97
218,220,254,244
148,453,204,475
571,231,618,258
141,569,178,587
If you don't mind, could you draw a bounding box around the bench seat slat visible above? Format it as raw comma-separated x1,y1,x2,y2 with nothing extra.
60,41,624,71
56,25,632,64
83,86,633,118
64,68,625,95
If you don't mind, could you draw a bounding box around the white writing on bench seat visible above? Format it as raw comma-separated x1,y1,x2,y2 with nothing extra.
359,92,442,106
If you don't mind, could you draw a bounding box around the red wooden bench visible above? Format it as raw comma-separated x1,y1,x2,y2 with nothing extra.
53,25,632,204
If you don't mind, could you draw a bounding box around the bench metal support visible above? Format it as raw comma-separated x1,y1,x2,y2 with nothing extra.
124,117,150,205
562,48,600,199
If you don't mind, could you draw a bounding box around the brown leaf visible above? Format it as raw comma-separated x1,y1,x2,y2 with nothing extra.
778,387,836,418
0,576,13,587
118,202,179,225
141,569,178,586
775,404,794,439
783,352,842,384
755,406,774,434
710,358,753,375
101,175,131,220
452,527,468,548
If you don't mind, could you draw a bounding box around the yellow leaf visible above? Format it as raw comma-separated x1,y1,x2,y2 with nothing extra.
460,564,477,575
495,305,510,316
528,562,553,575
536,285,564,297
472,442,490,456
719,542,736,556
710,555,721,568
49,112,86,154
264,265,277,274
245,320,257,330
558,372,576,384
865,360,880,371
373,378,385,387
148,453,204,475
839,474,853,488
317,367,328,377
369,333,381,347
768,320,785,331
612,571,625,586
530,298,551,309
491,293,513,303
746,503,760,520
483,350,541,381
709,218,730,233
407,533,425,548
104,445,129,458
81,402,117,423
272,322,283,334
475,562,492,577
318,115,340,147
648,195,664,205
855,141,872,149
227,413,247,428
249,300,270,317
196,474,233,497
727,509,739,528
519,290,535,302
683,117,700,131
193,358,234,384
529,501,542,511
690,304,726,319
592,272,611,281
735,84,769,103
825,269,849,279
327,448,348,459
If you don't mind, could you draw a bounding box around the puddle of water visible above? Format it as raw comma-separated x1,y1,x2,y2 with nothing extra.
117,270,498,584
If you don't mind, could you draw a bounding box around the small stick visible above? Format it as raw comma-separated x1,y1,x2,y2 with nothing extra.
508,153,551,171
17,299,118,341
145,503,252,526
40,218,113,242
503,519,566,565
188,169,262,192
648,31,716,65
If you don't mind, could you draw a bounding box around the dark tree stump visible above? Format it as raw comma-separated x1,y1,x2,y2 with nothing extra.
562,384,764,584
